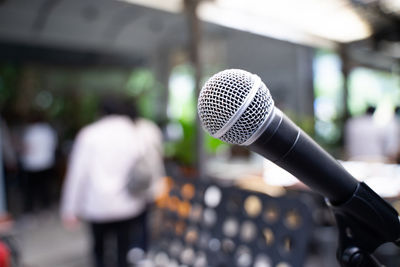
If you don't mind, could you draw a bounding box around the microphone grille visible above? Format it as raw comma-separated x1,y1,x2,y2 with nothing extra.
198,69,274,145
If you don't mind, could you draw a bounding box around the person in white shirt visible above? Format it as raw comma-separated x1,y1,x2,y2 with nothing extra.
61,96,165,267
384,106,400,163
344,106,388,162
20,113,58,212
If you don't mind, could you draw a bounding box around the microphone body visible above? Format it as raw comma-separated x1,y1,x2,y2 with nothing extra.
197,69,400,260
248,108,358,204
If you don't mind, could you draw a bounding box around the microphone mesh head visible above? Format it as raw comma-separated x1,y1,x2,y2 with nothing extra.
198,69,274,145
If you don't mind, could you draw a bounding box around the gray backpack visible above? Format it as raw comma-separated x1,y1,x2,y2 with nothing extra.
125,124,152,197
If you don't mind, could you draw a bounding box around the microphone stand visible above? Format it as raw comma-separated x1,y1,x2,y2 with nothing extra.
327,182,400,267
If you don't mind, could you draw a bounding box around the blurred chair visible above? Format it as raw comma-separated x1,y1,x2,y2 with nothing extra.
149,175,315,267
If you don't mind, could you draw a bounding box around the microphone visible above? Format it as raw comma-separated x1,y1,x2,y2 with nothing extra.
197,68,357,204
197,69,400,265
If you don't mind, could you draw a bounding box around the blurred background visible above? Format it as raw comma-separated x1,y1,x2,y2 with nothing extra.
1,0,400,266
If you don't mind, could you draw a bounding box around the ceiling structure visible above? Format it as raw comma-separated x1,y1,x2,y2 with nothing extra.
0,0,188,64
1,0,400,64
122,0,371,48
121,0,400,59
349,0,400,57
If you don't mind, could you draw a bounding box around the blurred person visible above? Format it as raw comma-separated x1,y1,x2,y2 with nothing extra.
20,112,58,213
1,118,17,175
384,106,400,163
344,105,389,162
60,95,165,267
0,117,17,215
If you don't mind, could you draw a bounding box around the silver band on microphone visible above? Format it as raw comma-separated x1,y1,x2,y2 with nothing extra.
242,107,279,146
213,74,262,138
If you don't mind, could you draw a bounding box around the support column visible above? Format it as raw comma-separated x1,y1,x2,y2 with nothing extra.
150,46,171,125
295,46,315,120
339,44,351,146
184,0,205,177
340,44,351,122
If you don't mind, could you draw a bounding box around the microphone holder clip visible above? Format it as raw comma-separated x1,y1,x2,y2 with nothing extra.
327,182,400,267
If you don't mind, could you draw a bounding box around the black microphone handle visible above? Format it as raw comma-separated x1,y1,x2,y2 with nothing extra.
248,108,358,204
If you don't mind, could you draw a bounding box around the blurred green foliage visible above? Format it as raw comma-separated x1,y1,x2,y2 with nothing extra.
0,64,20,116
165,64,197,165
204,133,226,155
164,119,196,165
125,68,164,121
